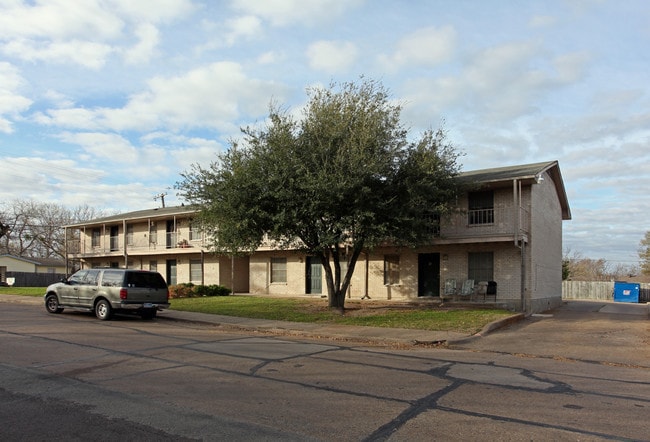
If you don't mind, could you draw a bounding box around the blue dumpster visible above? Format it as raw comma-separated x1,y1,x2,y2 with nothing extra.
613,282,640,303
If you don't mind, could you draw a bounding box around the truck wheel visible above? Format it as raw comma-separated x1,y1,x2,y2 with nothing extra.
95,299,113,320
45,294,64,314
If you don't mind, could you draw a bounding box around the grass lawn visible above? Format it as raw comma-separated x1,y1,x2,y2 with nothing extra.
0,287,44,296
170,296,513,334
0,288,513,334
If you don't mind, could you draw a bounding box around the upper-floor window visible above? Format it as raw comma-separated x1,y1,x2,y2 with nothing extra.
468,190,494,225
126,224,134,246
109,226,119,251
91,228,101,248
189,219,202,241
149,222,157,245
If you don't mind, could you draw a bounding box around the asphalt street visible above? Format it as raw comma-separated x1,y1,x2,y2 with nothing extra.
0,295,647,441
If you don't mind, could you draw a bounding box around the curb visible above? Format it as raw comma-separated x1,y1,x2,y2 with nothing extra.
446,313,525,346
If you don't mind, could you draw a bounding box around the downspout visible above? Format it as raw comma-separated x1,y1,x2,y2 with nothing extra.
64,227,69,276
201,249,205,286
231,254,235,295
123,219,128,268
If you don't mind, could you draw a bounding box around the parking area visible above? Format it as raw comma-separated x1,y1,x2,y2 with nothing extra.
452,300,649,367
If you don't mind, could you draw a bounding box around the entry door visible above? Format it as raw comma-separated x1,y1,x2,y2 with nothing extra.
418,253,440,297
166,259,177,286
306,256,322,294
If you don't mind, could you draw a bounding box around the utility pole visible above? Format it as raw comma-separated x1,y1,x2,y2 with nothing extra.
154,193,167,208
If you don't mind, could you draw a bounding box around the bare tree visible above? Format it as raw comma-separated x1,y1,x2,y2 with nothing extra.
0,200,107,259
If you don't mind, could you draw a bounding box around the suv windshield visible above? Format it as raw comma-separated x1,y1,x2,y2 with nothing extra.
126,271,167,289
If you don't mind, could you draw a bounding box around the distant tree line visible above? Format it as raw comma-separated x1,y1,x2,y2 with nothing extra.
0,199,107,261
563,248,641,282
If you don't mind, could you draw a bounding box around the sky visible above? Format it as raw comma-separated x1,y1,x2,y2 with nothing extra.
0,0,648,266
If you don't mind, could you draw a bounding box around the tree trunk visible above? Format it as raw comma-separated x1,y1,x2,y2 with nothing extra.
322,242,364,312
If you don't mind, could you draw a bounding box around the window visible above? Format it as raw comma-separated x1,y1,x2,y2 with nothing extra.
84,269,101,285
384,255,400,285
109,226,119,251
468,190,494,225
270,257,287,283
149,222,158,245
101,270,123,287
190,259,202,284
189,220,201,241
468,252,494,282
149,261,157,272
91,228,101,248
126,224,134,246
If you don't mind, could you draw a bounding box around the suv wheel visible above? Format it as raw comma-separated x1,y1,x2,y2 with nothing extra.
45,294,64,314
95,299,113,321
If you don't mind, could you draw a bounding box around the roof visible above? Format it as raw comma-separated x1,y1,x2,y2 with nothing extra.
0,254,65,267
65,161,571,227
459,160,571,220
64,205,197,228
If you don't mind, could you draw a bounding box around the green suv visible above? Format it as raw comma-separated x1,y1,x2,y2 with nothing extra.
45,268,170,320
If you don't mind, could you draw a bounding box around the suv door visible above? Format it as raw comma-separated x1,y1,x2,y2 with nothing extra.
77,269,101,307
58,270,88,305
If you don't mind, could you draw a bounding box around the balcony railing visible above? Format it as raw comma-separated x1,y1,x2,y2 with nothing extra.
67,234,207,257
66,206,530,257
439,206,530,240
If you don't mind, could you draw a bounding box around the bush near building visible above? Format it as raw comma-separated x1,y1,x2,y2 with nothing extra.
169,283,231,299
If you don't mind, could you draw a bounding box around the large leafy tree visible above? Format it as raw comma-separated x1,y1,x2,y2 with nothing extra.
177,79,461,309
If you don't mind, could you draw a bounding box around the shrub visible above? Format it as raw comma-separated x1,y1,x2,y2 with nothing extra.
169,283,231,298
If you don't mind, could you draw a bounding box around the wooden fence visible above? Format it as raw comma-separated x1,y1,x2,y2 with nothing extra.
562,280,650,302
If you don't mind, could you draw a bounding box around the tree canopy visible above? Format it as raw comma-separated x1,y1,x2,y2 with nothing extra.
176,79,462,309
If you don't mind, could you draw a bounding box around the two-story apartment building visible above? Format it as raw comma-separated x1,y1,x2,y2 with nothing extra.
64,161,570,313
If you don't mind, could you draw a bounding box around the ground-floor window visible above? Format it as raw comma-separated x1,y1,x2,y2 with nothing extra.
468,252,494,282
384,255,400,285
270,257,287,283
149,260,157,272
190,259,202,284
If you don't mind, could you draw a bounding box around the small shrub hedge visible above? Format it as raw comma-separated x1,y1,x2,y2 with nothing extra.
169,283,231,299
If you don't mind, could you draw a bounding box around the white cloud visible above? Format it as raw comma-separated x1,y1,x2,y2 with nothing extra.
529,15,558,28
0,0,193,68
37,62,287,132
0,0,124,40
2,38,114,69
378,25,457,71
225,15,263,45
306,40,358,73
57,132,139,163
0,62,32,133
231,0,363,26
123,23,160,64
